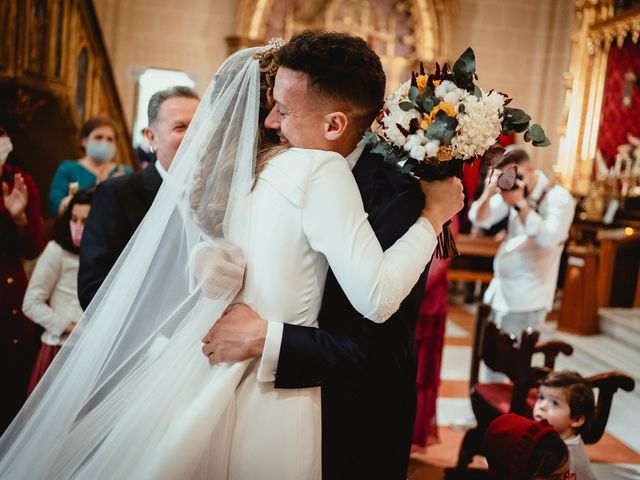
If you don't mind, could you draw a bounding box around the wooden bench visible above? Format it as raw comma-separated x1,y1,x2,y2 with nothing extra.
448,234,501,283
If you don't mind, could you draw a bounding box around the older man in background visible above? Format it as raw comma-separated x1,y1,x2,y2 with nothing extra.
78,86,199,309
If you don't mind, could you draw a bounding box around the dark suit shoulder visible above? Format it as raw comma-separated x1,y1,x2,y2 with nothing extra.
98,169,145,194
357,150,421,197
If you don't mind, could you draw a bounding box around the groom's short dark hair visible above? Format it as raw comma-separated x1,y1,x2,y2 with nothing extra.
276,31,385,130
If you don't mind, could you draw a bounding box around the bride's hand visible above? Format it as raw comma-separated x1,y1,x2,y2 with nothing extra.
419,177,465,234
193,243,246,300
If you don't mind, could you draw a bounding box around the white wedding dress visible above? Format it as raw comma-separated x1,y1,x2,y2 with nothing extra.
0,46,436,480
221,148,436,479
51,148,436,480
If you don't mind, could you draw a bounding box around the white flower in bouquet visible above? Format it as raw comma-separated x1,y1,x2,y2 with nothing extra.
409,144,428,161
425,139,441,157
403,131,425,152
454,89,505,159
381,102,420,147
434,80,457,97
384,80,411,108
443,88,468,105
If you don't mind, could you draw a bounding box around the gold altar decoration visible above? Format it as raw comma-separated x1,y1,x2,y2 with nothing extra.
229,0,454,92
0,0,133,167
557,0,640,196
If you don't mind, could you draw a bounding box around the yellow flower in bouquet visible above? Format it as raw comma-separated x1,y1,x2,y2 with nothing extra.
429,101,456,121
421,101,455,133
416,75,428,93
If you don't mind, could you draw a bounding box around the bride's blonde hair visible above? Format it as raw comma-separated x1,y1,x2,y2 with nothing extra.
254,41,288,179
190,43,286,237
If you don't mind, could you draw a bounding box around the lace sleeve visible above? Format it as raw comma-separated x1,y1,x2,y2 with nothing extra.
302,151,437,323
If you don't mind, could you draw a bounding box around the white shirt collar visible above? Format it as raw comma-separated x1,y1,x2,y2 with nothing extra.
154,160,169,180
345,146,364,170
564,434,582,445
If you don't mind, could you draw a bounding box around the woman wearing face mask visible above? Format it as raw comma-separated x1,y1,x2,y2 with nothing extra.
22,188,95,395
0,114,45,433
49,117,131,216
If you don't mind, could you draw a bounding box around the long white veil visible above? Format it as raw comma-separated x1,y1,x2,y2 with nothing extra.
0,45,269,479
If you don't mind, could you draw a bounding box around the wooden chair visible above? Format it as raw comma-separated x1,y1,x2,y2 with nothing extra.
581,372,635,444
455,304,636,470
455,304,573,470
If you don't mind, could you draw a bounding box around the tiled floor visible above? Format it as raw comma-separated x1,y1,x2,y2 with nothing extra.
409,303,640,480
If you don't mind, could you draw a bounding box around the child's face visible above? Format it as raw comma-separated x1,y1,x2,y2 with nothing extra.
533,386,582,439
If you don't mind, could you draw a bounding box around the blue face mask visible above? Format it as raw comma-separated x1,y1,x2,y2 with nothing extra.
86,141,116,162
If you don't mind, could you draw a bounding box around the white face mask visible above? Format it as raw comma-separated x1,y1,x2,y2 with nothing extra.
0,136,13,166
86,141,116,163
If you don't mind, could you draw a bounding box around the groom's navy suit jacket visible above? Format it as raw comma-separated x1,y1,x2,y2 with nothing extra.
275,150,430,480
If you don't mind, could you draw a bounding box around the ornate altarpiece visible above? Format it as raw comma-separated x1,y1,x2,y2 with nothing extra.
558,0,640,195
228,0,454,92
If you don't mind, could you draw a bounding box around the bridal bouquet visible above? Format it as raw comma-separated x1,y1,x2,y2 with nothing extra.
360,47,550,257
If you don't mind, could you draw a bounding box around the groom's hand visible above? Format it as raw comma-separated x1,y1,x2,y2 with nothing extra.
201,303,267,364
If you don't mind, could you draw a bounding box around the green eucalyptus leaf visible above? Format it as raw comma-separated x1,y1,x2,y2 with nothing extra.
399,101,417,112
532,137,551,147
506,108,531,125
409,86,419,105
358,130,379,148
513,114,532,125
524,124,546,143
422,96,439,114
426,110,458,143
371,142,390,156
512,122,530,133
473,85,482,99
452,47,476,92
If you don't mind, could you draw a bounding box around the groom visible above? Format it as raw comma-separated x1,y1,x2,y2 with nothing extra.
203,32,463,479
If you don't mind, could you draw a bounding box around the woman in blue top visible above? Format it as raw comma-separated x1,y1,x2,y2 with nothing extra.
49,117,132,215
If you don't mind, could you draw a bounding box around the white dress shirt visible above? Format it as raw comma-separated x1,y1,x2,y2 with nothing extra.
154,160,169,180
565,435,595,480
22,241,83,346
468,170,575,313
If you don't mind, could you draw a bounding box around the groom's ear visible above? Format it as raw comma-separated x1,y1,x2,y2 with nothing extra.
323,112,349,141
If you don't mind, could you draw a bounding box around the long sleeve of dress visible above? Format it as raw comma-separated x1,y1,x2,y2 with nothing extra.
301,152,437,323
22,242,73,336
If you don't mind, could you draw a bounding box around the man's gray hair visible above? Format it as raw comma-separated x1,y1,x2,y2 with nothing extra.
147,85,199,126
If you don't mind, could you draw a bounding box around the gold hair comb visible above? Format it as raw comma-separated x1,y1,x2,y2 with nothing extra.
253,38,285,84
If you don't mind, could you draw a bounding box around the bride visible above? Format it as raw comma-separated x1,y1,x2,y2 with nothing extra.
0,41,460,479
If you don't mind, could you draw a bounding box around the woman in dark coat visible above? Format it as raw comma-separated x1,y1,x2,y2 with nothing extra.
0,117,45,433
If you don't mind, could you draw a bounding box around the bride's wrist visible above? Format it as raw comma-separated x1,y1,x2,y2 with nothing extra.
419,210,442,236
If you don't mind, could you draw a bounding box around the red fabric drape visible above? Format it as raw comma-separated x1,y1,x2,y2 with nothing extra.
597,38,640,165
412,218,458,448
